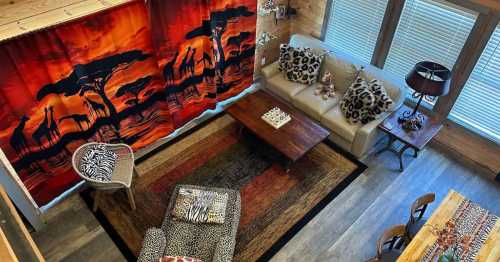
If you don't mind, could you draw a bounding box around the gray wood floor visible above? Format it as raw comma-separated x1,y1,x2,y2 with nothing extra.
31,140,500,262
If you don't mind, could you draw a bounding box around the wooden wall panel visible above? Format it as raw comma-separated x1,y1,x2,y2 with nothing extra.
254,0,291,77
0,0,133,42
290,0,327,38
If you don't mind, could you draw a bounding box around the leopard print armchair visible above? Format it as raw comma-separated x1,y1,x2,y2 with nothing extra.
137,185,241,262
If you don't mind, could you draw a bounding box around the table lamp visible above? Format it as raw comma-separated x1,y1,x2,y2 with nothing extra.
398,61,451,130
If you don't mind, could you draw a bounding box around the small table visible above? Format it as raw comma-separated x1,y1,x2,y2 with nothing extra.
226,90,330,171
376,104,443,171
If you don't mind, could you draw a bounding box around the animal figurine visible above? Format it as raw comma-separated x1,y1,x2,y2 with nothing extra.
315,71,335,100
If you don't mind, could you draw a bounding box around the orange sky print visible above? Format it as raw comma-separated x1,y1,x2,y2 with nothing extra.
0,0,257,206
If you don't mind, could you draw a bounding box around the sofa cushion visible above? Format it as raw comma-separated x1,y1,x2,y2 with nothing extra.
266,74,308,101
292,86,340,121
321,54,359,94
321,105,360,142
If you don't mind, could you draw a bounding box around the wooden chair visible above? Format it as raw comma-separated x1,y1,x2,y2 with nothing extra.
406,193,435,240
367,224,407,262
72,142,138,211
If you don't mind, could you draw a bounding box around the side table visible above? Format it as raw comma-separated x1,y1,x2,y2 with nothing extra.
376,104,443,171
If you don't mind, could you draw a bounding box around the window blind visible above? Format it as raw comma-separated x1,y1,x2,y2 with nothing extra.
449,25,500,144
324,0,388,63
383,0,477,107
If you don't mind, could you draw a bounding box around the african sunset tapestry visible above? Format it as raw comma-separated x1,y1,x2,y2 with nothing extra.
0,0,256,207
149,0,257,127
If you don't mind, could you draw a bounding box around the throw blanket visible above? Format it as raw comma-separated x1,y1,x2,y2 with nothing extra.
422,199,498,262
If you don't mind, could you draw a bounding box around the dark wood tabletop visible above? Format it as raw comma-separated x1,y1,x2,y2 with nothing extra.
226,90,330,162
379,104,443,150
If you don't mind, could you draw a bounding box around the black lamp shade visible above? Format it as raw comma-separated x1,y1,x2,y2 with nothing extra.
405,61,451,97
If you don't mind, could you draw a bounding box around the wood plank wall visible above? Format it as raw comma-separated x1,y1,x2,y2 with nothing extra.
290,0,327,38
254,0,291,76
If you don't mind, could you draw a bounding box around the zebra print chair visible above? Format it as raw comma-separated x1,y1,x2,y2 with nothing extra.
72,142,138,211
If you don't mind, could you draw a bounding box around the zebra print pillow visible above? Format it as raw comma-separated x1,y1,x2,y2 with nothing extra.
172,188,228,224
79,144,117,182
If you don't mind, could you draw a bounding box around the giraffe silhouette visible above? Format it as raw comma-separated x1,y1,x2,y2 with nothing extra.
48,106,60,139
229,50,241,71
163,51,179,84
10,115,30,154
197,52,213,69
186,48,197,76
179,47,191,78
84,97,107,118
32,108,53,148
59,114,91,131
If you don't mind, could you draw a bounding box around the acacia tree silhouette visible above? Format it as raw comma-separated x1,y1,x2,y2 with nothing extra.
115,75,153,120
37,50,151,138
185,6,254,79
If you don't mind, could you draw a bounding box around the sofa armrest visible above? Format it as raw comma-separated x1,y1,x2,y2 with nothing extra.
138,228,167,262
261,61,280,80
351,113,389,158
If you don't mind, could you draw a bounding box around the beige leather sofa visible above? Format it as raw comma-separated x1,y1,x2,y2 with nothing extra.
261,34,407,158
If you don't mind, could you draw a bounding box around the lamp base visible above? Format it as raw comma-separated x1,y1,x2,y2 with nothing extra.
398,110,425,131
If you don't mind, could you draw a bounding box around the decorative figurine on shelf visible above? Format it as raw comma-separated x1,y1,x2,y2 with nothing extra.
315,71,336,100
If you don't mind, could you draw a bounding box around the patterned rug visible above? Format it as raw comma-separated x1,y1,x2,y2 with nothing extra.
422,199,499,262
82,115,366,261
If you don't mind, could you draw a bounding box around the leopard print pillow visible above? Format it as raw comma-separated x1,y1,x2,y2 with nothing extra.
340,76,375,124
278,44,311,73
284,49,323,85
361,79,394,123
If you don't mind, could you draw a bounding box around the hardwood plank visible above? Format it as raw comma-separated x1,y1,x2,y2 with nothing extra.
0,185,44,261
0,227,18,262
272,143,500,261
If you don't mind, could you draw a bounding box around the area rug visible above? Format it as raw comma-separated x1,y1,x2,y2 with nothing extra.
81,115,366,261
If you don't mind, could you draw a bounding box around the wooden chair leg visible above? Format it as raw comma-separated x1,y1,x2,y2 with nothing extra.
126,187,136,210
92,191,101,212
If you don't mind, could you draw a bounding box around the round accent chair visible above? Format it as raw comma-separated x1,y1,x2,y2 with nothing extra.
72,142,138,211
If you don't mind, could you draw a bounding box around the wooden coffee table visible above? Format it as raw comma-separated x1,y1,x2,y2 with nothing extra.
376,104,443,171
226,90,330,171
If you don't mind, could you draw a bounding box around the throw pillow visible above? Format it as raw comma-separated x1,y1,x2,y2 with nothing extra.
79,144,117,182
172,188,228,224
360,79,394,123
159,256,203,262
284,49,323,85
340,76,375,124
278,44,311,73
